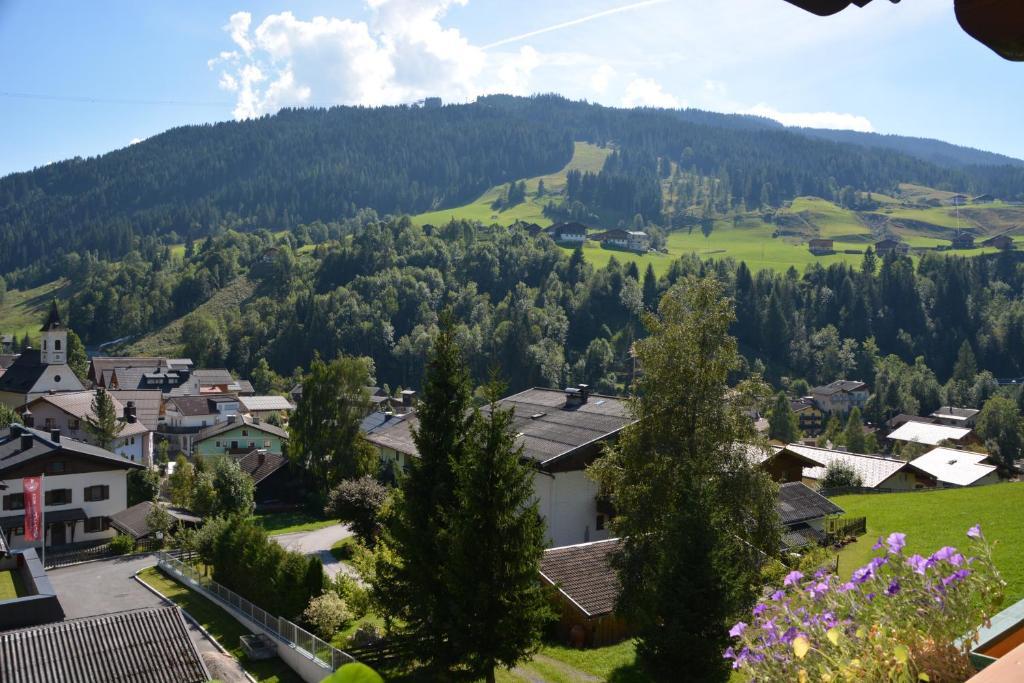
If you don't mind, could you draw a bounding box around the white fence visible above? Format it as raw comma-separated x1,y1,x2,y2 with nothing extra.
156,551,354,672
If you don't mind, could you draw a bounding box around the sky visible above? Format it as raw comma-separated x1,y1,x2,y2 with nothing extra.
1,0,1022,177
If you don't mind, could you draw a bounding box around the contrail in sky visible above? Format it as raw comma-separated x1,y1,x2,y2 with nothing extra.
482,0,670,49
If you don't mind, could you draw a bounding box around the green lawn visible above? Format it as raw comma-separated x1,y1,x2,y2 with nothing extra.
256,511,337,535
0,278,70,342
833,483,1024,602
330,537,358,561
540,640,648,681
0,569,28,600
411,142,611,228
138,567,303,683
788,196,872,238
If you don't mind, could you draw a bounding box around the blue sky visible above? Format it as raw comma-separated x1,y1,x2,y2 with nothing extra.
1,0,1022,177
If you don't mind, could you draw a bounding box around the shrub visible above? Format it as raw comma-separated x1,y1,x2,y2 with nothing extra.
324,477,389,547
331,573,371,619
728,525,1005,681
820,460,863,490
302,592,352,639
109,534,136,555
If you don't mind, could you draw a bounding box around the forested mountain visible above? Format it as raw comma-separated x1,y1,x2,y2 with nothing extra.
795,128,1024,169
4,95,1024,284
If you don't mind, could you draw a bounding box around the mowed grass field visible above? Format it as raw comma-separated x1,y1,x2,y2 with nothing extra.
787,197,872,239
412,141,612,228
833,483,1024,603
0,278,69,342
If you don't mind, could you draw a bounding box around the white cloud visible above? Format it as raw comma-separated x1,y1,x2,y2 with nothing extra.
226,12,254,56
621,78,680,108
748,103,874,132
493,46,542,95
590,64,615,94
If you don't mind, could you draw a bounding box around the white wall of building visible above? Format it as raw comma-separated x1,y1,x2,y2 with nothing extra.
533,469,609,548
2,469,129,549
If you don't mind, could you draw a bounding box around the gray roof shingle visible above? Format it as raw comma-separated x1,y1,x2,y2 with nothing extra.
0,424,143,476
540,538,622,617
777,482,844,526
0,606,209,683
194,414,289,442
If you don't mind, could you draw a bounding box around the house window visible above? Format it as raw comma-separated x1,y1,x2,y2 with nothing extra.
69,418,80,431
249,442,255,449
242,430,249,437
46,461,66,474
2,493,25,510
84,517,109,533
44,418,57,430
45,489,72,506
264,440,271,449
215,441,220,447
596,514,606,531
84,485,110,502
42,339,47,350
130,437,135,445
54,340,61,351
13,526,24,536
54,375,61,382
201,420,208,427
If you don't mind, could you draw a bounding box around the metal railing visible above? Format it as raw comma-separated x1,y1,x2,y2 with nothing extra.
156,551,354,670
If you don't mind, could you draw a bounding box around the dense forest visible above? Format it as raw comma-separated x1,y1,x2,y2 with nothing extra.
4,95,1024,285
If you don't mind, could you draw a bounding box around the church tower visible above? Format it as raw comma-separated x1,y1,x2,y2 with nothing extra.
39,300,67,366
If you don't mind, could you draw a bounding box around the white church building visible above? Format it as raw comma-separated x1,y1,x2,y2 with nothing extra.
0,301,85,410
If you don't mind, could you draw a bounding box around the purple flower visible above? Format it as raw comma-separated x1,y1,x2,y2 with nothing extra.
942,569,972,586
906,554,928,575
753,602,767,617
784,570,804,587
886,579,901,596
886,532,906,554
781,626,799,644
723,647,735,661
770,590,786,601
872,535,884,550
968,524,982,539
852,564,875,584
838,581,856,593
729,621,747,638
931,546,959,563
807,580,830,600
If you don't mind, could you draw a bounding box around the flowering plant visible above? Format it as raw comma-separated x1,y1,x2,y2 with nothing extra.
727,525,1005,682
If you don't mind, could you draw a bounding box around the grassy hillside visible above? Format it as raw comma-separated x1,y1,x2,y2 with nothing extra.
123,276,256,356
412,141,611,228
833,484,1024,602
0,278,70,343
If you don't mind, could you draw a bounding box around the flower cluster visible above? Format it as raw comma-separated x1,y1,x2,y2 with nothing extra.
727,525,1005,682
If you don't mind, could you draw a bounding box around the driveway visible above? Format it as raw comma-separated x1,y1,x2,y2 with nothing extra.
271,522,359,580
48,554,249,683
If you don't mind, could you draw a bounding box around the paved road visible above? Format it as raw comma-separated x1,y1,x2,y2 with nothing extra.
272,522,359,580
48,555,249,683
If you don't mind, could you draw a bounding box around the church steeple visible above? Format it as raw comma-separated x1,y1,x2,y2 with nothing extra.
39,300,67,365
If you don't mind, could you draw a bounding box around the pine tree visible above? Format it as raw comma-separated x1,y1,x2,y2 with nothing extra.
590,277,780,682
843,407,867,454
642,263,658,310
952,340,978,384
66,329,89,380
444,383,550,682
768,391,800,443
373,310,473,674
85,388,123,450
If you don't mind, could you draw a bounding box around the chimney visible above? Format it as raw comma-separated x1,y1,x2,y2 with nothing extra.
123,401,137,424
564,387,583,407
252,416,261,425
50,429,61,443
20,433,33,451
258,450,266,466
401,389,416,408
577,384,591,401
22,410,34,428
9,424,21,439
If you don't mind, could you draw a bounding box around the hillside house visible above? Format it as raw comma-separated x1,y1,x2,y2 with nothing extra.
790,397,825,435
930,406,980,428
592,229,650,252
972,194,994,203
90,356,195,393
0,304,85,409
982,234,1015,250
808,238,834,255
810,380,869,416
238,394,294,420
545,222,588,243
365,386,635,547
109,501,202,541
0,423,143,549
193,414,288,457
747,443,825,483
778,481,844,550
781,443,936,491
164,395,239,430
951,231,976,249
875,239,910,257
886,420,977,448
234,450,306,509
21,391,153,464
908,447,1000,487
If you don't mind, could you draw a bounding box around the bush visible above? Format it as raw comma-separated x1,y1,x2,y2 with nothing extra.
302,592,352,639
819,460,863,490
109,534,136,555
728,525,1005,681
324,477,389,547
331,573,371,619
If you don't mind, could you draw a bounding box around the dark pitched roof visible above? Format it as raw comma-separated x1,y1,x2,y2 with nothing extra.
0,349,47,394
540,538,622,617
40,300,64,332
192,368,235,386
194,414,289,442
812,379,868,396
109,501,202,539
0,606,209,683
236,450,289,484
777,482,844,526
364,388,633,466
0,424,143,476
165,395,222,417
89,356,169,383
108,390,163,430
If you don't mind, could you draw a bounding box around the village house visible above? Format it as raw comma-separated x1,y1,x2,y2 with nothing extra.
108,500,202,542
90,356,195,394
545,222,588,244
810,380,869,416
781,443,936,491
789,396,825,435
951,231,976,249
908,447,1000,488
20,391,153,464
886,420,978,448
874,238,910,257
193,414,288,457
365,385,635,548
592,229,650,252
747,443,826,483
164,394,240,430
777,481,845,550
0,423,143,549
808,238,834,255
234,449,306,509
238,394,295,421
982,234,1015,250
0,304,85,409
930,406,980,428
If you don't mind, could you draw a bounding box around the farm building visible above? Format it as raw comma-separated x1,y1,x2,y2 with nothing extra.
808,238,834,255
982,234,1015,250
875,239,909,257
545,222,588,243
782,443,937,491
592,229,650,252
951,231,976,249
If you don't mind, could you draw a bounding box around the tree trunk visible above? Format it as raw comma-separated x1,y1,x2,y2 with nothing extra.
486,667,496,683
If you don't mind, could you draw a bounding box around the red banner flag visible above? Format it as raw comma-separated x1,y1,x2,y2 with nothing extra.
23,476,42,542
